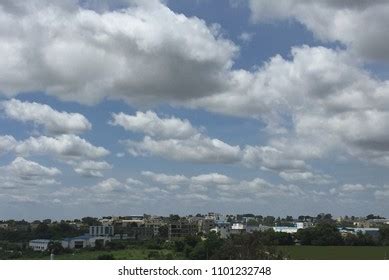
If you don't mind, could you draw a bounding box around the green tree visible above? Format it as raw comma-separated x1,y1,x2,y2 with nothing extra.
379,225,389,245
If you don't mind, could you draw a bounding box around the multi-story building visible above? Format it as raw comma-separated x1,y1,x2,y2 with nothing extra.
168,220,198,240
29,239,51,251
89,225,114,237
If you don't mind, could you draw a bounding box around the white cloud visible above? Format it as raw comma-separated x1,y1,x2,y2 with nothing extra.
73,160,112,177
125,135,241,164
13,134,109,160
279,171,334,185
242,145,308,172
141,171,188,185
191,173,234,185
140,170,303,201
0,134,110,177
248,0,389,61
0,0,237,105
193,45,389,168
375,185,389,199
93,178,124,192
116,110,242,164
0,135,17,154
0,157,61,188
340,184,366,192
1,99,91,134
238,32,254,43
110,111,198,139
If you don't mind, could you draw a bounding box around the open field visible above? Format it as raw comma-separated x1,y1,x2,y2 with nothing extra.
278,246,389,260
24,248,183,260
22,246,389,260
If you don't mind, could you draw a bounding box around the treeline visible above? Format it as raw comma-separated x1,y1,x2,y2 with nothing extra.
0,222,84,242
296,222,389,246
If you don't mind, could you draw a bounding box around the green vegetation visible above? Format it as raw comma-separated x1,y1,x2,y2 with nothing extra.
279,246,389,260
23,248,183,260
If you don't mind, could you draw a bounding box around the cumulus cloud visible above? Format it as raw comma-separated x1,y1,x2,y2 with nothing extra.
0,135,17,154
140,170,304,201
141,171,188,185
73,160,112,177
115,111,242,164
279,171,334,185
12,134,109,160
124,135,241,164
1,99,91,134
238,32,254,43
248,0,389,61
192,45,389,168
0,157,61,188
0,0,237,104
0,134,110,177
242,145,308,172
110,111,198,139
142,170,234,186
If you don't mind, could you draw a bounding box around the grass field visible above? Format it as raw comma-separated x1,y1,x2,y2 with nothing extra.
27,248,183,260
22,246,389,260
278,246,389,260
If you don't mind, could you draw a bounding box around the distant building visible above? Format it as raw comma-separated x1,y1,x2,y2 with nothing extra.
230,223,246,235
29,239,51,251
210,223,231,239
145,219,165,237
273,226,299,234
168,220,197,239
121,226,154,240
338,227,380,239
246,225,272,233
0,223,8,230
89,225,114,237
62,235,110,249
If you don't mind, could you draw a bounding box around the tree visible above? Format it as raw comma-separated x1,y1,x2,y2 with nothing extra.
296,222,343,246
97,254,115,260
48,242,64,254
158,225,169,239
81,217,100,226
379,225,389,245
34,223,51,239
247,219,259,226
169,215,180,222
94,239,104,250
263,216,275,226
286,216,294,222
213,232,284,260
367,214,385,220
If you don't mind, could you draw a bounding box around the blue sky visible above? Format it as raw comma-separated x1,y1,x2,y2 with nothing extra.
1,0,389,220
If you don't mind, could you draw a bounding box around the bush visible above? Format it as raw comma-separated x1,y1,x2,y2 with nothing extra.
147,250,161,259
97,254,115,260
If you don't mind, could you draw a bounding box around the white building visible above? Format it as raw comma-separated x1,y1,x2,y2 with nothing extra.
0,223,8,230
210,224,231,239
29,239,51,251
62,235,111,249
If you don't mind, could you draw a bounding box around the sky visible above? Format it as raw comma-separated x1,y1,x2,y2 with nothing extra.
1,0,389,220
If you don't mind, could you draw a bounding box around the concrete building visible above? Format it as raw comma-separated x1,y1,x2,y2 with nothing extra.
29,239,51,251
62,235,111,249
246,225,272,233
0,223,8,230
145,219,165,237
168,220,198,239
210,225,230,239
338,227,380,239
230,223,246,235
89,225,114,237
273,226,298,234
